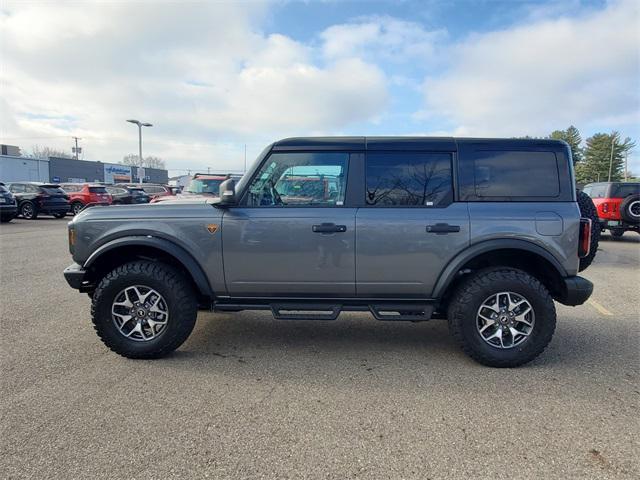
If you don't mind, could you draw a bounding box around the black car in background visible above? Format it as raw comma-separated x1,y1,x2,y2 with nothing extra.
6,182,70,219
0,182,18,223
106,186,151,204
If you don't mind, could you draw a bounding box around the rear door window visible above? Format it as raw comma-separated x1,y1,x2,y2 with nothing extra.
40,186,66,195
365,152,453,207
473,151,559,197
9,184,25,193
89,187,109,194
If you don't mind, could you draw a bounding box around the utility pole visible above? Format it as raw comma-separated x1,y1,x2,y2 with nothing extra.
607,135,616,182
72,137,82,160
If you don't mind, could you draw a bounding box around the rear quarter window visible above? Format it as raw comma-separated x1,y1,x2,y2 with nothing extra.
611,184,640,198
473,151,560,198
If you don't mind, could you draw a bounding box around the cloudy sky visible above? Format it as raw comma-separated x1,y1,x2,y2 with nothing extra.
1,0,639,174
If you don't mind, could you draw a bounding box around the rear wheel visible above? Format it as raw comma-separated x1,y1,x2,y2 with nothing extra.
447,268,556,368
576,190,599,271
91,261,198,358
20,201,37,220
1,216,14,223
610,228,624,238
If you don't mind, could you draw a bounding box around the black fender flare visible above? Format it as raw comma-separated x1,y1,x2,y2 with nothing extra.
84,235,213,297
431,239,568,299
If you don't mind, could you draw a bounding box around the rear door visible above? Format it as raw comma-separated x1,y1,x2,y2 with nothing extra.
222,151,356,297
356,150,470,297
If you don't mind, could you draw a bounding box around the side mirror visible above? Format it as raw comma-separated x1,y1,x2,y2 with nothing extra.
216,178,236,206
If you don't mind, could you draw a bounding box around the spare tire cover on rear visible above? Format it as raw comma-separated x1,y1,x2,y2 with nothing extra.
620,194,640,224
576,190,599,272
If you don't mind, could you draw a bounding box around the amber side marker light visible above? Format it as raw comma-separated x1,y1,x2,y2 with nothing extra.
68,227,76,247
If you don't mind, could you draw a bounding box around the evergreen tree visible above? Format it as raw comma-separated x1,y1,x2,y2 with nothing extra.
549,125,583,164
576,132,635,183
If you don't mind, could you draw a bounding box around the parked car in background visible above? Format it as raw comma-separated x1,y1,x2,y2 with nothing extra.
0,182,18,223
60,183,113,215
582,182,640,237
117,183,173,201
150,174,238,203
106,186,151,205
6,182,70,219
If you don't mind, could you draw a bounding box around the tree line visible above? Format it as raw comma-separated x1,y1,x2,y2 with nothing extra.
547,126,636,183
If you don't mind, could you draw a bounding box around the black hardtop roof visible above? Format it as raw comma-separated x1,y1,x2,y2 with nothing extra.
273,136,568,151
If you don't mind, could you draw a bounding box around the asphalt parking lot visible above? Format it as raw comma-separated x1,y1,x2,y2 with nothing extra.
1,218,638,479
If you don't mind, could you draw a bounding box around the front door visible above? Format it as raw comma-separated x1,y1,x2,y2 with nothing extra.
222,151,355,297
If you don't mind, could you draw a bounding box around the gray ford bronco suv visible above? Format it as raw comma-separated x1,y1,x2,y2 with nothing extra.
64,137,596,367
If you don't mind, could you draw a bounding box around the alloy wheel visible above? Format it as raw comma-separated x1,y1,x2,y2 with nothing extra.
476,291,535,349
111,285,169,342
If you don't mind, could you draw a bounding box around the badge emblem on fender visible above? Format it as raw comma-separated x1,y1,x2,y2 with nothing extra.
206,224,219,234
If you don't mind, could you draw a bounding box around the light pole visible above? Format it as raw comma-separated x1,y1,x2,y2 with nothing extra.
126,119,152,185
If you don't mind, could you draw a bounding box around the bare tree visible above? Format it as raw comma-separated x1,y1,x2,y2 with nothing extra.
25,145,72,159
121,154,165,169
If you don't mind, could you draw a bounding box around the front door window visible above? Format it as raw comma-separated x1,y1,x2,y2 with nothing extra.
243,152,348,207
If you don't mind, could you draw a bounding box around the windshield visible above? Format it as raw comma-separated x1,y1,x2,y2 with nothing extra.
186,178,223,195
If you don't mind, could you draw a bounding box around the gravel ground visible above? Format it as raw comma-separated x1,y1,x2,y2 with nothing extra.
1,218,638,479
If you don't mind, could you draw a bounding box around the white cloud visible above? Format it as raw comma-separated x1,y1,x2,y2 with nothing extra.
421,0,640,138
321,15,447,62
0,2,387,171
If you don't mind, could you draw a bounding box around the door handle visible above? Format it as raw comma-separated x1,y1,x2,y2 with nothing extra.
426,223,461,234
312,223,347,234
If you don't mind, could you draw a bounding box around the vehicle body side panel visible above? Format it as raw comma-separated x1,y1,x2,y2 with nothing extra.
221,207,357,296
70,203,226,294
355,203,470,297
467,202,581,276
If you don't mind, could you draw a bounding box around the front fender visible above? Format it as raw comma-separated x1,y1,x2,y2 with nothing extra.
84,235,213,298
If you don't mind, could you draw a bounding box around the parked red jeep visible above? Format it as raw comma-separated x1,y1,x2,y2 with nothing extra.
582,182,640,238
60,183,113,215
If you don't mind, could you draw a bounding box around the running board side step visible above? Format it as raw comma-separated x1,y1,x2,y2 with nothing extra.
266,303,433,321
271,304,342,320
369,304,433,321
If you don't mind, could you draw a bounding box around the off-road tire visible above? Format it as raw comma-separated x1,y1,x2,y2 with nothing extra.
577,190,599,271
620,194,640,224
447,268,556,368
91,260,198,359
610,228,624,238
20,201,38,220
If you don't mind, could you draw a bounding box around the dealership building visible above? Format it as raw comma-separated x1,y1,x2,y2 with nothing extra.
0,152,168,185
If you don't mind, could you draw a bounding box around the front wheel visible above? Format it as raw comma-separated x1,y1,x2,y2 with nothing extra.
447,268,556,368
71,202,84,215
91,261,198,358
